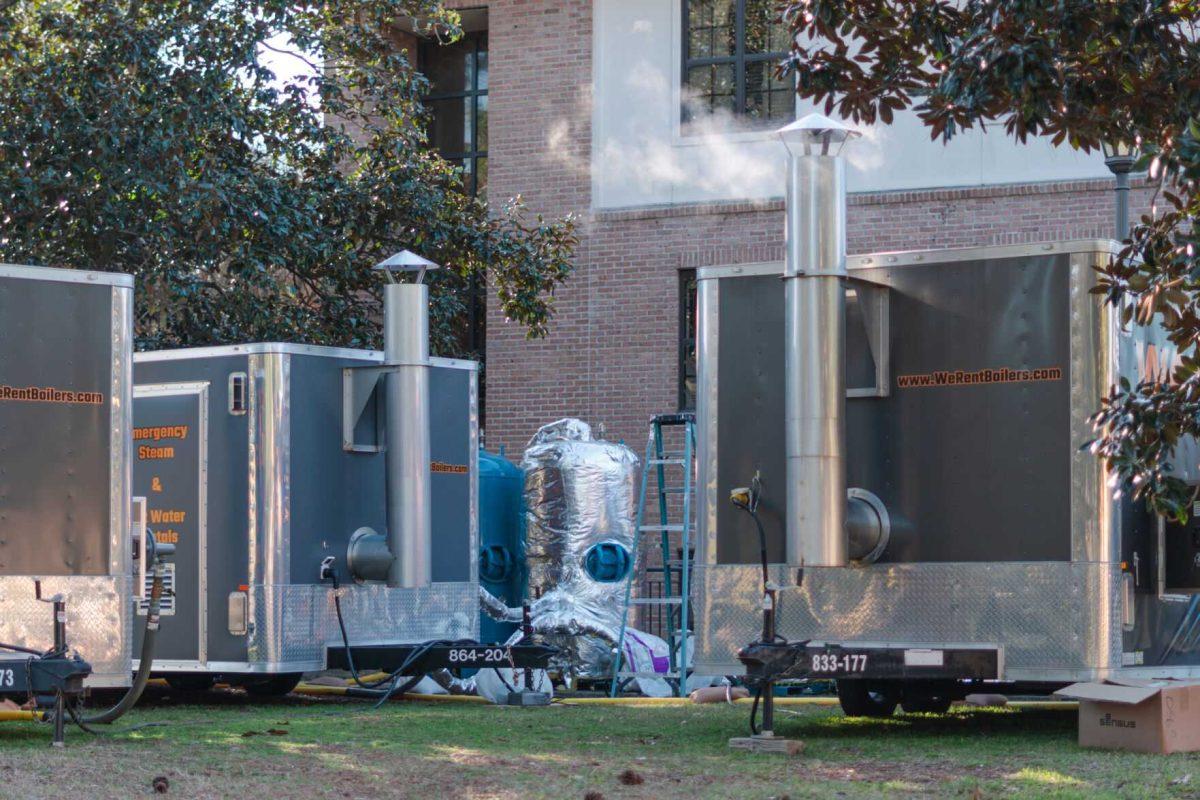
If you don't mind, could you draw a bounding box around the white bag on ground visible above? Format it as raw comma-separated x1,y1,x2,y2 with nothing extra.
406,676,449,695
621,628,723,697
474,667,554,704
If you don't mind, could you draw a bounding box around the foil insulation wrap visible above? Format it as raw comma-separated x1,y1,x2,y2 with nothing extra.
522,419,640,678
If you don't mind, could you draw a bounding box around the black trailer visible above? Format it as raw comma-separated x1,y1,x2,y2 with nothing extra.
0,264,135,689
692,240,1197,713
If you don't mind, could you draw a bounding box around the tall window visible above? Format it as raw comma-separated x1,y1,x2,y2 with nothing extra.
421,30,489,418
678,271,698,411
683,0,793,127
422,32,488,198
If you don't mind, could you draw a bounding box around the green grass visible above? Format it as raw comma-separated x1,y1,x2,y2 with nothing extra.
0,689,1197,799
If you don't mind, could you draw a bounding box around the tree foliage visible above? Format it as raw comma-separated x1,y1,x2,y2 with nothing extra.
784,0,1200,518
0,0,576,357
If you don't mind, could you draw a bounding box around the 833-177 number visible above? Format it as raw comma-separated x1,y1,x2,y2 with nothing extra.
810,653,867,674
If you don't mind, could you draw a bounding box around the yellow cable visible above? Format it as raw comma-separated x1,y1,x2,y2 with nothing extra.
0,710,42,721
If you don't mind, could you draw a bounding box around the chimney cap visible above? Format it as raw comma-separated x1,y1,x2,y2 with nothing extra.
777,113,861,156
374,250,441,273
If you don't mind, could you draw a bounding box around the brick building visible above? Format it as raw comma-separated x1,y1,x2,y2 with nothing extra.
414,1,1154,455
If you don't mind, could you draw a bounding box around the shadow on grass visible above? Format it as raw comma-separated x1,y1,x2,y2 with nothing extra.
85,684,351,710
773,706,1077,742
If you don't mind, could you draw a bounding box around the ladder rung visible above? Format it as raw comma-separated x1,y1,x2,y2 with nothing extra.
651,413,695,426
639,524,693,532
647,458,686,466
631,597,683,606
658,487,692,495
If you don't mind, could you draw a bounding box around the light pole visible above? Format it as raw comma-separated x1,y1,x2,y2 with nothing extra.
1102,140,1138,241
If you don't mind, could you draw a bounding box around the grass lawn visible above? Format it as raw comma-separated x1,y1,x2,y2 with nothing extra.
0,687,1197,799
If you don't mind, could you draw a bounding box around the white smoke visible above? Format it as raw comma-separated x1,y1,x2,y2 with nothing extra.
589,61,785,202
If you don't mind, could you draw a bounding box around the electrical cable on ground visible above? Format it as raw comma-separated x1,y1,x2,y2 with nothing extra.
324,563,480,706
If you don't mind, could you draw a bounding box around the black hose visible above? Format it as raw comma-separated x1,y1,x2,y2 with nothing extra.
749,508,770,590
76,560,166,725
749,687,763,736
324,567,480,702
329,570,423,690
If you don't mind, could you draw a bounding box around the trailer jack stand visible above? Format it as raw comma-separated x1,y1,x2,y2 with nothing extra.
727,675,804,755
0,582,95,747
499,603,550,707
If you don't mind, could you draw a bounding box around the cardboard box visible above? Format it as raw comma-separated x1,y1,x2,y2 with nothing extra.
1055,678,1200,754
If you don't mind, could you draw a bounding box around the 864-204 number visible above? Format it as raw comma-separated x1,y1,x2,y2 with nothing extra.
810,653,867,674
447,647,509,665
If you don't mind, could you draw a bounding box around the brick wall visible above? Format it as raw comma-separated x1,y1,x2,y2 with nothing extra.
460,0,1157,456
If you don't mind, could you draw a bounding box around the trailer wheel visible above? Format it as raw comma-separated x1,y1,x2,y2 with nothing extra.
164,674,215,693
836,680,899,718
241,674,302,697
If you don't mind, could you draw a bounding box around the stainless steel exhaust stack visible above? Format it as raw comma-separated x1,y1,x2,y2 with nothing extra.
383,279,433,588
348,251,436,588
778,114,860,568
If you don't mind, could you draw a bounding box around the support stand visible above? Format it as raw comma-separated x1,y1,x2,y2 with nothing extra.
728,578,803,755
502,603,550,707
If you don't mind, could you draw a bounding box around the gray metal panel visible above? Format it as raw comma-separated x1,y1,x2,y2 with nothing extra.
110,285,133,578
429,366,476,583
695,240,1137,676
1069,251,1121,566
288,354,476,584
0,274,117,574
134,354,251,664
250,352,290,588
696,278,720,567
0,263,134,288
136,341,478,372
695,240,1122,281
0,575,132,687
693,562,1122,679
137,345,481,671
247,582,478,667
711,254,1073,564
288,352,386,584
132,384,207,663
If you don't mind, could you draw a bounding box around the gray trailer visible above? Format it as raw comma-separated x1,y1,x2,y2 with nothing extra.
131,343,482,687
0,264,134,689
693,115,1200,719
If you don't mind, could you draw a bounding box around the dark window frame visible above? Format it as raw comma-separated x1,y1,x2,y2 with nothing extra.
420,28,490,417
678,269,698,412
681,0,792,128
421,31,488,197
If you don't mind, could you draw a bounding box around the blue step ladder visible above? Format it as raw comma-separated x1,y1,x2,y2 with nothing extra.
609,413,695,697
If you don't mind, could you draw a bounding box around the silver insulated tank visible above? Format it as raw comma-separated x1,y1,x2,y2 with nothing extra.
521,419,639,677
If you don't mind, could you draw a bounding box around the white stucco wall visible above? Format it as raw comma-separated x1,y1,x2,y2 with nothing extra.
591,0,1112,209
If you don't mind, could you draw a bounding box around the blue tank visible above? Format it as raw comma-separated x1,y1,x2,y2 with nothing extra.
478,444,525,644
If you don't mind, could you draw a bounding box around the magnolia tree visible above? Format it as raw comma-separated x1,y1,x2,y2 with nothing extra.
0,1,576,356
785,0,1200,518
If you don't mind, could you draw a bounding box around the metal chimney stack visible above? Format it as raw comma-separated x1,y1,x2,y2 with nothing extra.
379,251,436,588
778,114,860,567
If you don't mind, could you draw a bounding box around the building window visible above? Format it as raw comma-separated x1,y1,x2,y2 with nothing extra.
421,32,488,198
682,0,793,127
421,28,489,419
678,270,698,411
